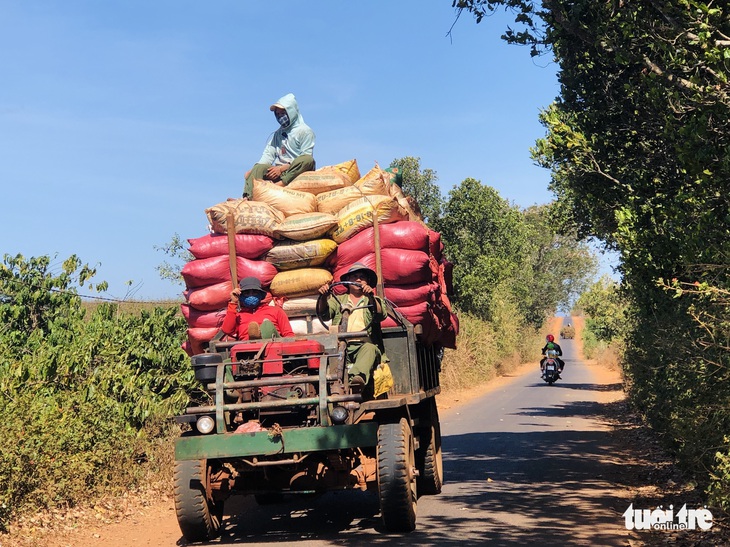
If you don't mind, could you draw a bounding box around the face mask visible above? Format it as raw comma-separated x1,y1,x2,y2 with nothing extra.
276,112,290,128
241,295,261,308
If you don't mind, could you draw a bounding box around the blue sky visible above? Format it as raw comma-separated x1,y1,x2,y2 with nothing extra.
1,1,610,301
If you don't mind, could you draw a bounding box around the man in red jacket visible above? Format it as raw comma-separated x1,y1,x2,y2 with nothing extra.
221,277,294,340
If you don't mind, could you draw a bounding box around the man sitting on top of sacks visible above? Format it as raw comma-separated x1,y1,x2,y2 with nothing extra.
222,277,294,340
243,93,316,198
318,263,388,391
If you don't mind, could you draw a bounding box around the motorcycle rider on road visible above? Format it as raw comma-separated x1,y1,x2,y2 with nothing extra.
540,334,565,377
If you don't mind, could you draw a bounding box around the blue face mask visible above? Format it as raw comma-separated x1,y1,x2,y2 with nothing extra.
241,295,261,308
276,112,290,128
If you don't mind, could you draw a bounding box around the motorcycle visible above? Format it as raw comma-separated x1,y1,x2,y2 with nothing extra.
542,349,561,385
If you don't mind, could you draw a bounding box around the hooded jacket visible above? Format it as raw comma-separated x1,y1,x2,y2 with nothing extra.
259,93,315,166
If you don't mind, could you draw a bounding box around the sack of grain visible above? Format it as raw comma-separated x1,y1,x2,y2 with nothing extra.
384,281,440,308
181,255,278,289
186,327,222,355
184,281,233,311
187,233,274,259
274,211,339,241
181,304,227,329
315,185,366,215
333,221,432,265
281,294,320,316
330,195,408,244
265,238,337,270
332,159,361,184
253,179,317,216
355,165,393,195
333,249,432,285
316,166,393,215
205,199,283,238
290,317,331,335
287,168,352,195
269,268,333,298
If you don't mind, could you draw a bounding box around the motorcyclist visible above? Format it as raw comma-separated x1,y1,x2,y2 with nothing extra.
540,334,565,377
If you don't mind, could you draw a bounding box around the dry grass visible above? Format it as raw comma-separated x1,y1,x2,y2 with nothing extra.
571,315,623,375
81,299,182,317
440,313,550,394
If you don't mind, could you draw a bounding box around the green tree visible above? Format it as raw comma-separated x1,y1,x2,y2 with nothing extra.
0,254,105,348
155,233,193,286
575,275,627,343
454,0,730,498
388,156,444,224
516,204,598,325
0,254,194,529
438,178,528,319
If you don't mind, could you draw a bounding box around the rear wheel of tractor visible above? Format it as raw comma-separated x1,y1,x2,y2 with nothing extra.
378,417,417,532
417,400,443,495
174,459,223,542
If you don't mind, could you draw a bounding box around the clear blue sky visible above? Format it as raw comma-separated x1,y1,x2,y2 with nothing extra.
2,1,609,301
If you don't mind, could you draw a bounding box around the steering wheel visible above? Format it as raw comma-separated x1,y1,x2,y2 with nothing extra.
316,281,377,332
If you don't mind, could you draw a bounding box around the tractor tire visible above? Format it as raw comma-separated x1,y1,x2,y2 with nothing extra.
377,417,417,532
417,400,443,495
174,459,223,543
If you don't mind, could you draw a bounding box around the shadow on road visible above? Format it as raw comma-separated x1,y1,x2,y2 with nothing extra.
551,381,624,392
183,398,636,546
427,398,635,546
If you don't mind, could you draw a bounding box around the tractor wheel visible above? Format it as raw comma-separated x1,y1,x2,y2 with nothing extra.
174,459,224,543
417,400,443,495
377,417,417,532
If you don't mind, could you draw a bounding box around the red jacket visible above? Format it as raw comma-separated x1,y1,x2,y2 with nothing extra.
221,301,294,340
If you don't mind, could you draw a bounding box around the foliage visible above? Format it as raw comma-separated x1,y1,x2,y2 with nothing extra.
574,275,627,343
517,204,597,322
0,390,139,522
437,179,596,326
388,156,444,225
440,310,543,392
154,233,193,287
0,254,194,531
574,276,627,361
709,438,730,512
0,170,601,530
0,254,104,347
454,0,730,502
437,178,529,320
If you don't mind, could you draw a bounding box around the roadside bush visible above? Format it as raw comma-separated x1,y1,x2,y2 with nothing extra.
0,254,194,531
709,439,730,512
441,307,542,392
0,390,139,527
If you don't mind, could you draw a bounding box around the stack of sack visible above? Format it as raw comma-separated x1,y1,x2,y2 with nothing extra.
181,160,458,355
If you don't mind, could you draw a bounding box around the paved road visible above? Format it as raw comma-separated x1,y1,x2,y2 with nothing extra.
197,323,631,546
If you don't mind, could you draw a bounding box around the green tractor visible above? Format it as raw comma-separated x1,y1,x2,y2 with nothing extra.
173,285,444,541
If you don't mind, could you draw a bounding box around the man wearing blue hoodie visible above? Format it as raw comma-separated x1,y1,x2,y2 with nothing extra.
244,93,316,197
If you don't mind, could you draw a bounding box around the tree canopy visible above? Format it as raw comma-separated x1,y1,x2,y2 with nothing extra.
390,159,597,325
455,0,730,504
